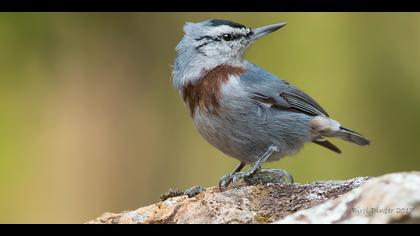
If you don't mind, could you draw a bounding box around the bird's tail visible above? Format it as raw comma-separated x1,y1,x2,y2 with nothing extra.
311,116,370,146
335,126,370,146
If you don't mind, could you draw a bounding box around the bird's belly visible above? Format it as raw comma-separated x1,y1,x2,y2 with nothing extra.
192,106,313,164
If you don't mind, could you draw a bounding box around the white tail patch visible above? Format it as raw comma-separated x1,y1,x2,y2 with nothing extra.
312,116,370,146
311,116,341,136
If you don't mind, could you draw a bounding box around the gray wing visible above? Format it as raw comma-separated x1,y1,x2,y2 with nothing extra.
241,64,329,117
252,86,329,117
241,63,340,153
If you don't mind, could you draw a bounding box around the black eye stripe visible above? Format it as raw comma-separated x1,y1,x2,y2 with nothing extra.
195,33,245,43
195,41,210,50
233,34,243,40
195,36,213,41
222,33,244,41
195,35,221,42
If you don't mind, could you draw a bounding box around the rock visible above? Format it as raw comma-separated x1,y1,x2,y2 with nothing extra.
88,173,365,223
87,172,420,224
275,172,420,224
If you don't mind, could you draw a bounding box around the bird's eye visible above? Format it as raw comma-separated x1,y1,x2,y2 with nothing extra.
222,33,233,41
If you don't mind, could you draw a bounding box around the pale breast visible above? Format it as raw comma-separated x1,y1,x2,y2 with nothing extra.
189,74,265,163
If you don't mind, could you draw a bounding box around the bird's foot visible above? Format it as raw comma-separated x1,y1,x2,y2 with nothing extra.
219,145,280,191
218,169,256,191
218,168,294,191
244,168,294,186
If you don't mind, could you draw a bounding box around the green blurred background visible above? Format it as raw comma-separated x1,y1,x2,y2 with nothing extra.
0,13,419,223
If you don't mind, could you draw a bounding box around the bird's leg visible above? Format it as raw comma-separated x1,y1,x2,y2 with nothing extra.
218,145,279,191
232,145,279,182
233,162,247,173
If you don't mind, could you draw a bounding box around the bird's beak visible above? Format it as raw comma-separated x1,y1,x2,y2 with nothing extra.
249,22,287,41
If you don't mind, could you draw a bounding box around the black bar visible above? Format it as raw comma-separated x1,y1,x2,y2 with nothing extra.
0,0,416,12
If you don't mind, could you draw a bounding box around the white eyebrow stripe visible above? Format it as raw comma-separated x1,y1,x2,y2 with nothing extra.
207,25,249,37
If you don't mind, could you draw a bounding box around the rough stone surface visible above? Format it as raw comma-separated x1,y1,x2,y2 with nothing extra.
88,172,420,224
275,172,420,224
88,175,370,224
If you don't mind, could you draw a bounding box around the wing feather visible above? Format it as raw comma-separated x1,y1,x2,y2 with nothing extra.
280,89,329,117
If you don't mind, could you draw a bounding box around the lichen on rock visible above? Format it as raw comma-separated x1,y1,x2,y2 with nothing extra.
85,170,420,224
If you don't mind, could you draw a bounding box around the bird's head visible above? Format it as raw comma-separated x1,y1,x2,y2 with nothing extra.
172,19,286,88
178,19,285,62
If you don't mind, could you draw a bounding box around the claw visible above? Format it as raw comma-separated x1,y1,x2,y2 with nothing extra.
219,171,251,191
230,173,242,187
218,174,233,191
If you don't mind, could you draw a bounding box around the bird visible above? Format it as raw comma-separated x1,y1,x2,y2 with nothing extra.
171,19,370,190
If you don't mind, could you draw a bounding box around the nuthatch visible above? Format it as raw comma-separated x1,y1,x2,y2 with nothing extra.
172,19,370,190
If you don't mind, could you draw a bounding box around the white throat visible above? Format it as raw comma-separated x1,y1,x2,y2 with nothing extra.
172,47,245,90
